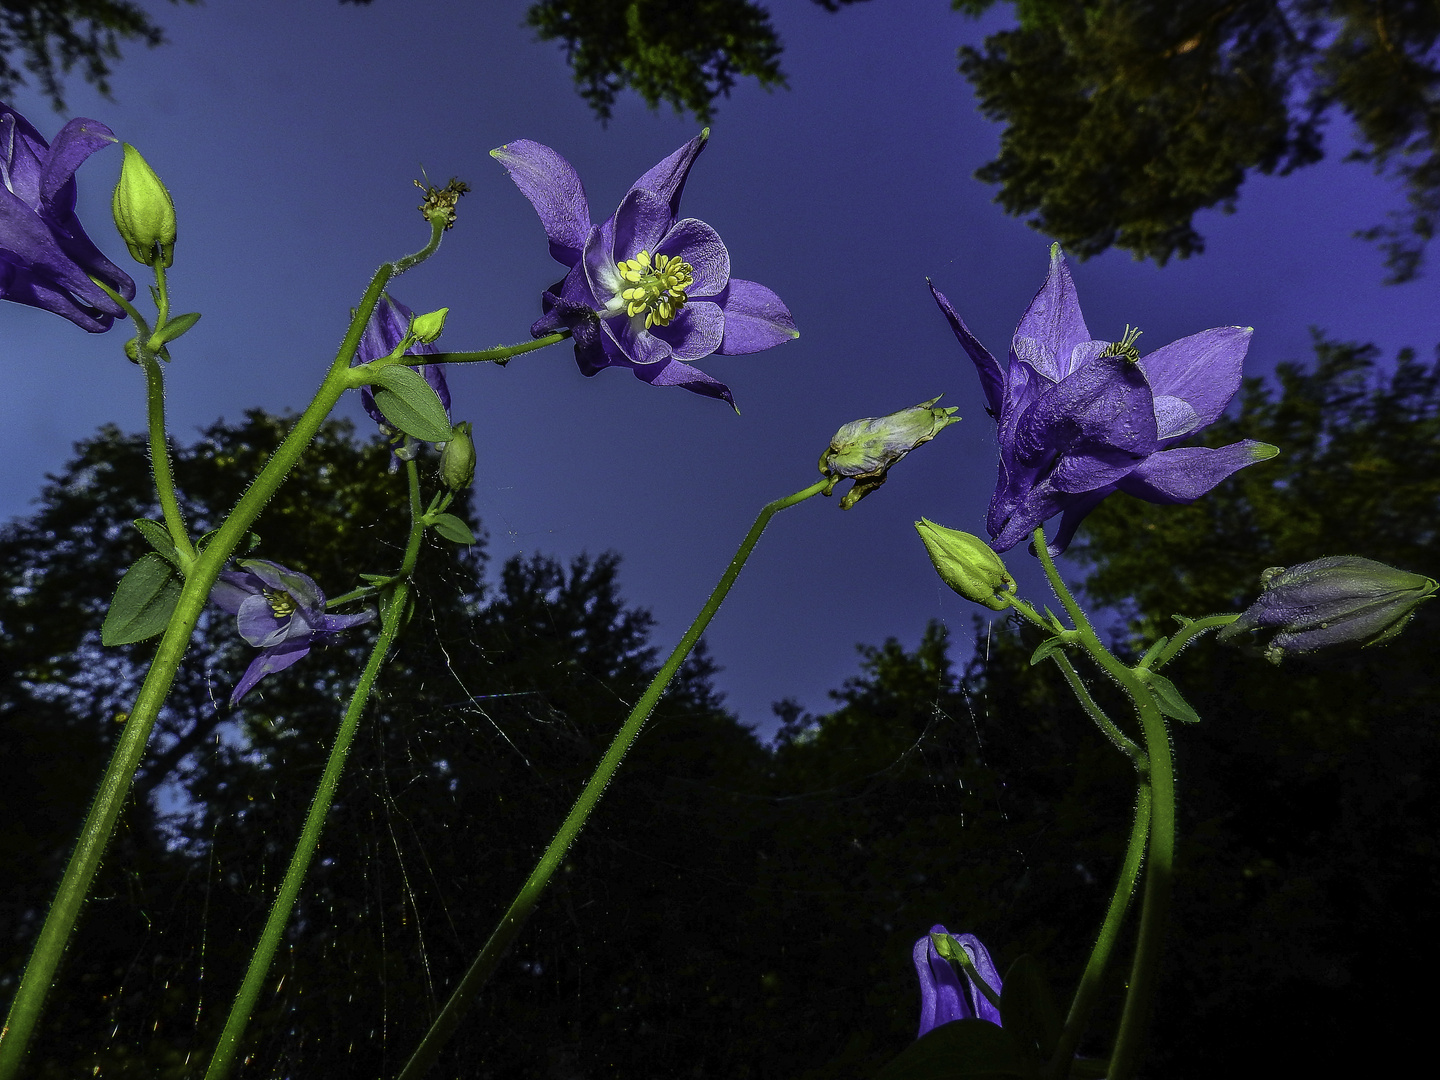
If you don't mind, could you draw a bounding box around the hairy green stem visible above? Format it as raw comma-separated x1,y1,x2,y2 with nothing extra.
1050,653,1143,762
0,220,446,1079
204,462,427,1080
395,479,830,1080
427,330,569,365
1045,782,1151,1080
1029,529,1176,1080
138,350,196,565
1146,613,1239,671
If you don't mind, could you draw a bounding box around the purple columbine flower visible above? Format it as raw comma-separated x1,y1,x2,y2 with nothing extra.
210,559,374,706
931,246,1278,555
354,293,451,435
492,131,797,408
913,925,1004,1037
0,103,136,331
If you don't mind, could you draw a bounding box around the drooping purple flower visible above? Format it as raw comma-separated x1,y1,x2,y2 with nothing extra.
210,559,374,706
0,103,135,331
913,925,1004,1037
931,246,1278,555
353,292,451,436
492,131,797,408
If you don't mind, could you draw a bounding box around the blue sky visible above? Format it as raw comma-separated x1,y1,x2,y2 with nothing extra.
3,0,1436,735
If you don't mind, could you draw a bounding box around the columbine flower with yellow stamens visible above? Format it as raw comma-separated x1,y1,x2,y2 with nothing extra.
492,131,797,408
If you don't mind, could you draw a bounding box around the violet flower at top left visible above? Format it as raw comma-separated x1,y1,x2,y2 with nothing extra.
0,102,135,332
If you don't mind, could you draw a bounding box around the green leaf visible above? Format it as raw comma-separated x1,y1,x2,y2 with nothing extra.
102,553,183,645
872,1020,1032,1080
1143,672,1202,724
151,311,202,347
1029,637,1067,667
999,955,1061,1067
429,512,476,545
369,365,453,442
1138,636,1169,669
132,518,182,570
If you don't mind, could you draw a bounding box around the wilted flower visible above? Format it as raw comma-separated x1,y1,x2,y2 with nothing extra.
913,925,1003,1037
819,396,958,508
915,519,1016,610
931,246,1277,554
354,293,451,451
492,131,797,407
1217,556,1437,663
0,103,135,331
211,559,374,705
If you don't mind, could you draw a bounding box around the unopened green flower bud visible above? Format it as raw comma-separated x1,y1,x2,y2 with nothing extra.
439,421,475,490
410,307,449,344
111,143,176,268
915,519,1016,610
1216,555,1437,663
819,396,959,509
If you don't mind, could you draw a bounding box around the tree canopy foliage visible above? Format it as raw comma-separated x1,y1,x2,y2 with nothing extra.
2,334,1437,1075
524,0,1440,282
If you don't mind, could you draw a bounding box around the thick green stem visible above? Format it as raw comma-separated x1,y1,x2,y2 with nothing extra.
395,479,830,1080
1045,783,1151,1080
1029,529,1176,1080
138,350,196,565
204,463,427,1080
0,222,445,1080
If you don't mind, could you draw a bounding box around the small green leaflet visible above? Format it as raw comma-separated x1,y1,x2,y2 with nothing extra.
132,518,182,570
369,366,453,442
102,553,183,645
1143,671,1202,724
150,311,202,348
1029,637,1067,667
1138,636,1170,669
428,513,475,545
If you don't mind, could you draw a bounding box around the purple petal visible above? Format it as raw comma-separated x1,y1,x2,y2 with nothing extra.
930,281,1004,418
914,928,971,1037
210,570,262,614
1010,246,1092,383
1012,357,1158,468
603,314,672,365
630,131,709,218
1139,326,1251,435
651,299,723,360
656,217,729,296
0,107,46,202
1046,486,1116,555
714,279,796,354
954,933,1004,1026
316,608,376,633
229,638,313,706
582,219,625,314
612,188,674,265
40,117,118,210
236,593,290,648
1116,440,1279,504
990,478,1075,552
632,357,736,409
238,559,326,615
491,140,591,267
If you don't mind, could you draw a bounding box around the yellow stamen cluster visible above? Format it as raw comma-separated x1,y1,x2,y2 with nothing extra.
616,249,695,328
263,589,297,618
1100,324,1144,363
